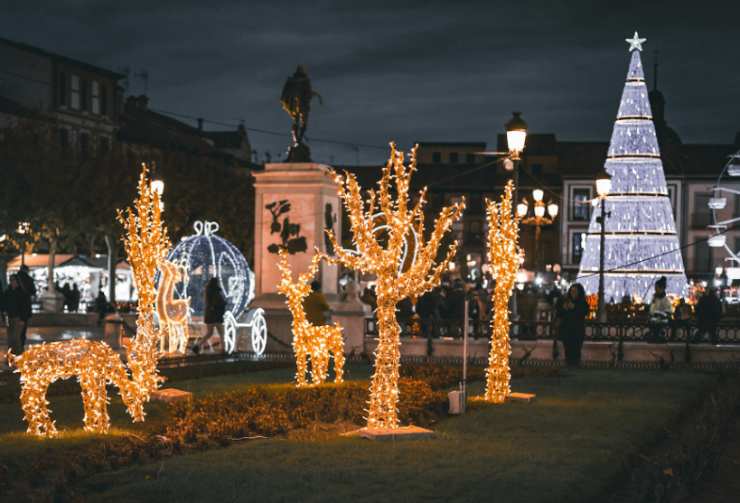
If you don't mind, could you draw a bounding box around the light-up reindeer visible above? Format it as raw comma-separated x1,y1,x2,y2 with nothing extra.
156,260,191,354
276,249,345,386
8,164,168,437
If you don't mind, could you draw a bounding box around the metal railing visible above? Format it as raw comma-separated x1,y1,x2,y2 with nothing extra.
363,316,740,344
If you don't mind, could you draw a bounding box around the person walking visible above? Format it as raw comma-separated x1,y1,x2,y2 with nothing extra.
555,283,589,367
192,278,227,354
5,274,32,355
16,265,35,347
70,284,81,312
304,280,331,325
695,287,722,344
673,298,692,340
648,276,673,342
94,290,109,325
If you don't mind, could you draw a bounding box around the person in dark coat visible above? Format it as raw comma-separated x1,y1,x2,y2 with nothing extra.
695,288,722,344
5,274,32,355
16,265,35,347
70,284,81,312
555,283,589,367
192,278,227,354
94,290,109,325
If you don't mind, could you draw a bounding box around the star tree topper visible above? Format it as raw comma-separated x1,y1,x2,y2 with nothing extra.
625,31,646,52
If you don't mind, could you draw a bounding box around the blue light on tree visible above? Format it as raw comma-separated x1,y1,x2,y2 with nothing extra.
577,33,688,301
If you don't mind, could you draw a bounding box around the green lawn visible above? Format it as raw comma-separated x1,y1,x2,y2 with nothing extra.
61,368,716,503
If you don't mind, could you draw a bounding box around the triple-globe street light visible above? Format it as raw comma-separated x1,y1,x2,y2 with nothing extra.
516,188,558,274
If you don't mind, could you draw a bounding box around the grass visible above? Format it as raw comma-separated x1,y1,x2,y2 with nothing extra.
64,368,716,503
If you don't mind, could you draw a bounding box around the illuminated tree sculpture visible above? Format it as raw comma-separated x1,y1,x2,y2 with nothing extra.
276,249,345,386
327,143,465,429
577,32,687,300
8,164,169,437
484,181,521,403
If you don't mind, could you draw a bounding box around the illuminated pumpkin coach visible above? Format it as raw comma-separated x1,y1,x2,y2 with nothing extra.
166,221,267,355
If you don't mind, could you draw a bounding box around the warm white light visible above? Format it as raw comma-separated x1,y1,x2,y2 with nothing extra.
715,267,724,277
708,197,726,210
714,278,723,287
708,235,726,248
506,130,526,155
151,179,165,196
503,158,514,172
595,176,612,197
547,202,559,218
534,275,543,286
532,189,544,202
516,201,528,218
534,202,545,218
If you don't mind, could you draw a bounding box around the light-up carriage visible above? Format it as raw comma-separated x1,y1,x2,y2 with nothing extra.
166,221,268,355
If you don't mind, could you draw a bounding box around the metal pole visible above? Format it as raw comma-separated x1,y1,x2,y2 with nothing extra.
511,160,519,325
598,197,606,322
534,221,542,274
462,296,469,413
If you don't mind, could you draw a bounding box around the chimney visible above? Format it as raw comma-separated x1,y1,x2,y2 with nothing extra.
197,118,203,131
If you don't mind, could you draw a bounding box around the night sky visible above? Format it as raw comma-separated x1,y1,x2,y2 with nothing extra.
2,0,738,165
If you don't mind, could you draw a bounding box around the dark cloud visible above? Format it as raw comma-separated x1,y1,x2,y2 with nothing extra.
2,0,738,164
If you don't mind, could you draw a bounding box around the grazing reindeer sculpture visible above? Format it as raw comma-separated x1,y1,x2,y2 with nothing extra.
276,249,345,386
8,164,169,437
156,260,191,354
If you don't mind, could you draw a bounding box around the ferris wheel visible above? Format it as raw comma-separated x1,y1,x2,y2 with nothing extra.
708,150,740,281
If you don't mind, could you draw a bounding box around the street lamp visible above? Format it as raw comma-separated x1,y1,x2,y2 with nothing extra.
505,112,527,160
595,168,612,322
518,189,559,273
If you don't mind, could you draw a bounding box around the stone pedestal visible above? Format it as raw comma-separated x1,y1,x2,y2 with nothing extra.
40,288,64,313
252,162,365,353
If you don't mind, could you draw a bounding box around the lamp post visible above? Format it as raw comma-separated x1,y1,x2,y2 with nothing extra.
477,113,528,323
504,112,527,321
517,188,558,274
595,168,612,322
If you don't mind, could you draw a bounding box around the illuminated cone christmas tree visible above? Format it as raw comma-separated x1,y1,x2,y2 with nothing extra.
577,32,687,301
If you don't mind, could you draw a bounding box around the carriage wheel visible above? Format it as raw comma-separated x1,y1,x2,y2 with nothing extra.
223,312,237,354
251,309,268,356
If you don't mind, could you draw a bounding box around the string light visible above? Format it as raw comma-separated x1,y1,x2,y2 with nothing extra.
326,143,464,429
8,164,169,437
276,249,345,386
155,260,191,354
484,181,520,404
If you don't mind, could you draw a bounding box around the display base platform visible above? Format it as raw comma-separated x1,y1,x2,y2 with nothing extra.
342,425,435,441
508,392,536,403
150,388,193,403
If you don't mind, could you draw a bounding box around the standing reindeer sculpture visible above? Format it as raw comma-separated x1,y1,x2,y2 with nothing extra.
276,249,345,386
8,164,168,437
156,260,191,354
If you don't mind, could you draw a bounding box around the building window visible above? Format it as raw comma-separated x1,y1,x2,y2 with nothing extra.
98,136,110,155
70,75,81,110
571,188,591,221
466,153,475,164
694,241,712,274
79,132,89,159
432,152,441,163
80,79,89,111
99,85,108,116
58,128,69,150
91,81,100,114
571,232,585,264
693,193,712,227
58,72,67,107
449,152,459,164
